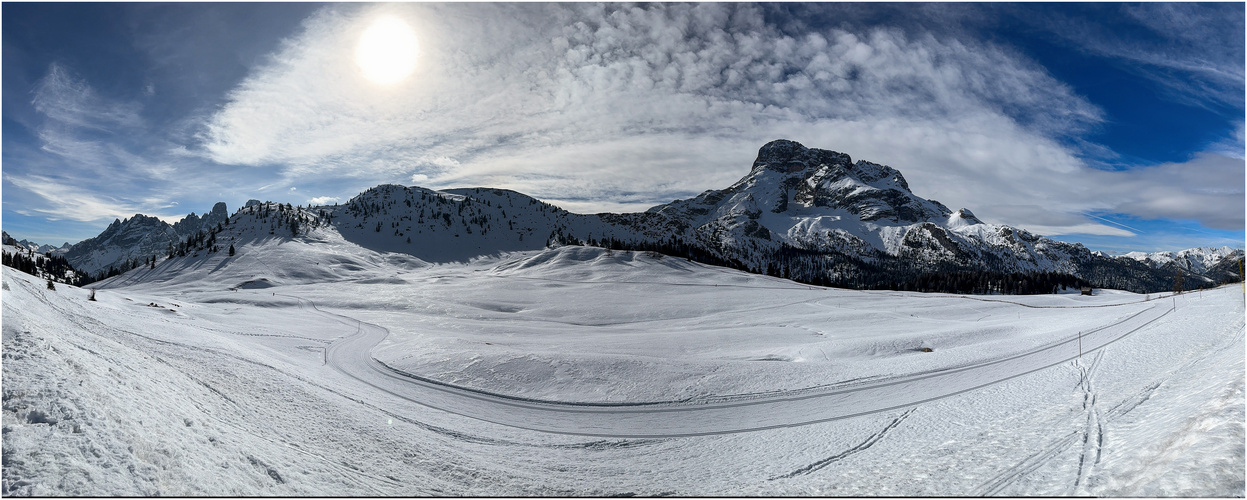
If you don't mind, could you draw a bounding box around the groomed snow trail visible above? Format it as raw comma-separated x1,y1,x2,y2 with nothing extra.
322,298,1173,437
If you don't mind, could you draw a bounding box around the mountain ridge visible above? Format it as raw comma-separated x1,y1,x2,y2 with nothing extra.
24,140,1244,293
59,202,230,276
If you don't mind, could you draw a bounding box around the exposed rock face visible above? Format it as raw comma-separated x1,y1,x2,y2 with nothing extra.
751,139,946,222
64,203,229,275
65,215,178,275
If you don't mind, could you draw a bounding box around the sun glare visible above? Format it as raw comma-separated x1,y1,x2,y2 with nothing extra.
356,17,419,85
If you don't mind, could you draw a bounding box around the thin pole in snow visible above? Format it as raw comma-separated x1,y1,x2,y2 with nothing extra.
1078,330,1082,361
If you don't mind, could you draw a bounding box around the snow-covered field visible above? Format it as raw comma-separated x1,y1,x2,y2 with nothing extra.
2,238,1243,495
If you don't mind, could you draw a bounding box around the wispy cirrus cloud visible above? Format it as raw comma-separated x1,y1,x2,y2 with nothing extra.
1120,3,1244,110
31,63,144,132
7,63,222,227
1035,3,1244,112
6,174,140,222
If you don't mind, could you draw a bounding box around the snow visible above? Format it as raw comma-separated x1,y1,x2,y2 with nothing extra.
1122,246,1240,273
2,239,1243,495
946,208,981,228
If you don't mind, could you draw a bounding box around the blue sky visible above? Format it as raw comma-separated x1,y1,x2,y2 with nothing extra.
3,3,1243,253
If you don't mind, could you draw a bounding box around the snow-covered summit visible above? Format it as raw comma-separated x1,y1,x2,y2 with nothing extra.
1121,246,1241,274
644,140,1085,274
656,139,950,227
324,184,572,263
746,139,950,223
947,208,982,228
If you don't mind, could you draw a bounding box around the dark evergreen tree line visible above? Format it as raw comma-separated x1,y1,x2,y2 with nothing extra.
2,250,91,286
550,230,1111,296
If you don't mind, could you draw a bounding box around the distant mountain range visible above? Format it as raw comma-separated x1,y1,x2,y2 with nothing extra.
7,140,1242,293
1120,247,1241,275
3,202,230,277
1,234,71,256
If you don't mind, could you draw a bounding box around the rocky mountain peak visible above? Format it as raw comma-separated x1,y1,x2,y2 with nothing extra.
171,202,228,238
60,203,229,276
748,141,948,223
654,139,951,225
752,139,853,174
951,208,981,223
944,208,982,229
750,140,912,189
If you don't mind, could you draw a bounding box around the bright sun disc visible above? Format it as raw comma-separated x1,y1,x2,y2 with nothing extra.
356,17,418,85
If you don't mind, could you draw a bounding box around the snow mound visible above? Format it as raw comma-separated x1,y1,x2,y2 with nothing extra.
234,278,277,289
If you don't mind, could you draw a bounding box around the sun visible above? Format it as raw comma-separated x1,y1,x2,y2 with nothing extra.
355,17,419,85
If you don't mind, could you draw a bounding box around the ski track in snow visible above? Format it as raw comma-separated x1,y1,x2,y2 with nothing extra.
968,294,1245,497
769,408,917,480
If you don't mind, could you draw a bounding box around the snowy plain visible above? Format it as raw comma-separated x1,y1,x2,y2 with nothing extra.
2,232,1243,496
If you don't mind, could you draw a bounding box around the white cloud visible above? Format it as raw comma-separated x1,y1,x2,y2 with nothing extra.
7,175,141,222
1027,224,1136,238
1205,121,1245,160
1094,153,1245,231
308,196,340,205
193,3,1238,237
32,63,144,132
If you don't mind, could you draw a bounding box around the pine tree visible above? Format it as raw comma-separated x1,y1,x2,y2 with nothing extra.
228,244,236,257
46,278,55,291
